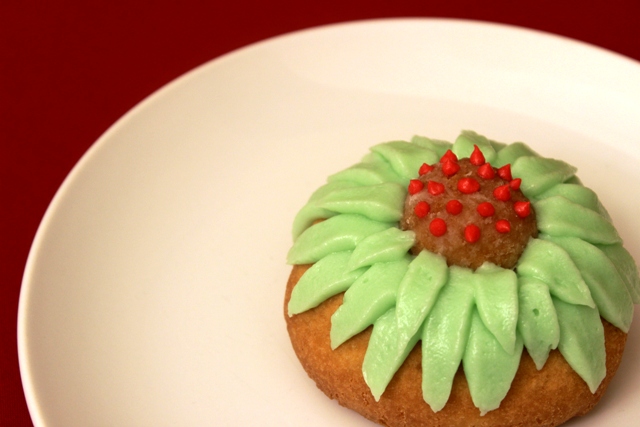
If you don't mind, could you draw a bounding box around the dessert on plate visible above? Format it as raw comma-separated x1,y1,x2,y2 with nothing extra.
284,130,639,427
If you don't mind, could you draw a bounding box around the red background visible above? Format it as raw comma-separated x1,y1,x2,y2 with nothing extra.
3,1,640,425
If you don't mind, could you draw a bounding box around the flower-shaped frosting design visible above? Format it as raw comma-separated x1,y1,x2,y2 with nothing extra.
287,130,640,414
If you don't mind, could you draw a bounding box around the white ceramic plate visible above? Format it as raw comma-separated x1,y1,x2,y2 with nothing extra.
18,18,640,427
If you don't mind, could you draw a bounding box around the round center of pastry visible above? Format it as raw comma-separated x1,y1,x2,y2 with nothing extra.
400,146,538,270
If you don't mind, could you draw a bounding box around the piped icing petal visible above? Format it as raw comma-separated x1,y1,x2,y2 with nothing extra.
395,251,448,348
328,152,405,186
451,130,498,164
512,156,577,198
516,239,595,308
410,135,452,158
597,243,640,303
292,181,355,238
553,298,606,393
421,267,475,412
517,276,560,369
463,310,524,415
534,196,621,244
473,263,519,354
370,141,440,181
536,183,611,220
543,235,633,332
313,182,406,223
348,228,415,271
363,308,422,401
287,214,393,264
288,251,366,316
331,258,411,349
493,142,539,167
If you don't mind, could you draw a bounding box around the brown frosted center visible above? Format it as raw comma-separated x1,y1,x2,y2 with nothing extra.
400,156,538,270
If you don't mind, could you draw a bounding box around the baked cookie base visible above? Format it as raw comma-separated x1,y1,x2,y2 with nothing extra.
285,265,628,427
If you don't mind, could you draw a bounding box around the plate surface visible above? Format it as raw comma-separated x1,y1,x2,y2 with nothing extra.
18,18,640,426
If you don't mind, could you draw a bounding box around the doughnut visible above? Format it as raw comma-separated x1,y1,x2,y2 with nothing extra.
284,130,639,426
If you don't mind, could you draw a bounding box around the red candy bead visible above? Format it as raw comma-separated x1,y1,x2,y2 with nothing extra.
470,145,486,166
494,184,511,201
442,160,460,177
464,224,481,243
440,150,458,163
477,163,495,179
514,201,531,218
408,179,424,195
446,199,463,215
428,180,445,196
477,202,495,217
457,177,480,194
510,178,522,190
498,164,513,181
419,163,434,176
414,201,430,218
429,218,447,236
496,219,511,233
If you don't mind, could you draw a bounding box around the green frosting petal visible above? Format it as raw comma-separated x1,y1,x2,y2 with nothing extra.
395,251,448,348
494,142,539,167
331,258,410,349
517,239,595,308
362,308,422,401
328,153,404,186
288,251,366,315
512,156,577,198
287,214,392,264
517,277,560,369
291,181,354,239
553,298,606,393
463,310,524,415
347,228,415,271
371,141,439,181
451,130,498,164
313,182,406,223
421,267,475,412
534,196,621,245
597,243,640,303
473,263,519,354
410,135,452,158
544,235,633,332
536,183,610,220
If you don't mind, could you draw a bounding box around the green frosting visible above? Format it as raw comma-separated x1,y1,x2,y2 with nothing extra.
517,277,560,369
287,131,640,415
452,130,498,164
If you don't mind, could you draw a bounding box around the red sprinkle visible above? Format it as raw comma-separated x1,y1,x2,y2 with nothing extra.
464,224,481,243
514,201,531,218
440,149,458,163
510,178,522,190
442,160,460,177
494,184,511,201
408,179,424,195
496,219,511,233
470,145,486,166
446,199,463,215
477,163,495,179
477,202,495,217
429,218,447,236
428,181,445,196
498,164,513,181
419,163,434,176
457,177,480,194
414,201,430,218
